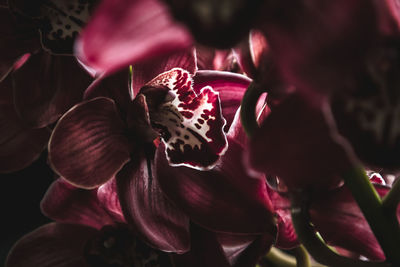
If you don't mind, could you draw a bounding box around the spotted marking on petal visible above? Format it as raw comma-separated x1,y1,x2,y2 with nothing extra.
40,0,94,54
147,68,228,170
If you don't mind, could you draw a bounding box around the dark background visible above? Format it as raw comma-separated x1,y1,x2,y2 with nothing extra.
0,152,54,265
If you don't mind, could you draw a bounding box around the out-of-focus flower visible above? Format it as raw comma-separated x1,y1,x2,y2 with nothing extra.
248,92,357,190
0,2,93,128
269,174,398,261
76,0,193,74
163,0,265,48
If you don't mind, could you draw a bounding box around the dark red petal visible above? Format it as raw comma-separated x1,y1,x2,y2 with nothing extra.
77,0,193,73
193,70,250,130
0,104,50,173
49,97,131,189
310,185,392,260
97,178,126,223
6,223,97,267
171,223,231,267
41,178,116,229
261,0,378,98
148,68,228,170
155,140,277,235
0,7,40,81
84,68,133,111
116,155,190,253
12,51,93,128
267,188,299,249
249,93,355,189
131,49,197,97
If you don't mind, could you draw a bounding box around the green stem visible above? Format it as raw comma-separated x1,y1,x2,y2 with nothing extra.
290,192,390,267
342,168,400,265
240,82,265,138
292,245,311,267
261,246,317,267
382,179,400,215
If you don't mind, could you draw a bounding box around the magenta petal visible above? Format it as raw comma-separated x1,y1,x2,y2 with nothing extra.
155,140,277,235
193,70,250,130
97,178,126,223
84,69,133,111
12,51,93,128
49,97,131,189
310,185,391,260
171,223,231,267
0,104,50,173
6,223,97,267
116,156,190,252
249,93,355,190
0,7,40,81
41,178,116,229
131,49,196,96
77,0,193,73
267,189,299,249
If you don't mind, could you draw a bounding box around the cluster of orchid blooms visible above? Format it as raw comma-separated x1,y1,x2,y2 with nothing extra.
3,0,400,266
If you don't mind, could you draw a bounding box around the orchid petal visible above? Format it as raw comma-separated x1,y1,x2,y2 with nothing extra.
49,97,131,189
171,223,231,267
249,93,355,189
0,7,40,82
0,81,50,173
97,178,125,223
6,223,97,267
41,178,116,229
147,68,228,170
77,0,193,73
310,185,391,260
155,140,277,235
84,68,133,111
193,70,250,131
12,51,93,128
116,155,190,253
218,233,274,267
267,188,299,249
130,49,197,97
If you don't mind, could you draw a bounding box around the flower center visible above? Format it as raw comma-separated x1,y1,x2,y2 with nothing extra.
132,68,228,170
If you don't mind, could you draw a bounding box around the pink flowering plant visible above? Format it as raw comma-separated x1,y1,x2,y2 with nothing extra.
4,0,400,266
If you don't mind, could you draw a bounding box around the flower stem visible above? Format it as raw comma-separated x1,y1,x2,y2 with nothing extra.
342,167,400,265
240,82,265,138
261,246,318,267
290,192,390,267
382,179,400,215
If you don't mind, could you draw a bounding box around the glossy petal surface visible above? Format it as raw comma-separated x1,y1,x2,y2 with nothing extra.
49,97,131,189
117,156,190,253
77,0,192,73
6,223,97,267
41,178,116,229
155,140,276,234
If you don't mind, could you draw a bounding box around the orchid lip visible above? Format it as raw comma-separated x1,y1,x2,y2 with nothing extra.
140,67,228,170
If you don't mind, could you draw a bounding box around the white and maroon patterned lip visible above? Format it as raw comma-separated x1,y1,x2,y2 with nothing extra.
146,68,228,170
